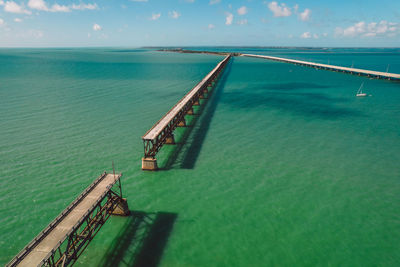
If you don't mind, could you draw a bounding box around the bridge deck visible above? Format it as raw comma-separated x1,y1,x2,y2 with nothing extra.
12,173,121,267
142,54,231,141
242,53,400,80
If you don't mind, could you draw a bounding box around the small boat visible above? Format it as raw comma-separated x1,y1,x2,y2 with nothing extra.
356,82,367,97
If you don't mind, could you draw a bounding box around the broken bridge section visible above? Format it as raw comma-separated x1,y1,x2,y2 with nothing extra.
7,172,129,267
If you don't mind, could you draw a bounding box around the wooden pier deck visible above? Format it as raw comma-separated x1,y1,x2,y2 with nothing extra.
141,54,231,170
242,53,400,81
7,172,128,267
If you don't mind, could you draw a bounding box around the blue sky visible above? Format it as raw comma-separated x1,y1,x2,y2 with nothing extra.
0,0,399,47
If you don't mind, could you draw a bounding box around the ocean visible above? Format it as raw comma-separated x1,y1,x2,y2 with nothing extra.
0,47,399,266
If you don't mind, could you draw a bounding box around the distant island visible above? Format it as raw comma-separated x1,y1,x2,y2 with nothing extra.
156,48,241,56
155,48,241,56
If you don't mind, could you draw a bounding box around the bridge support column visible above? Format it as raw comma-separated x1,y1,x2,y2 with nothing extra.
165,134,175,144
111,198,130,216
199,94,205,99
187,108,194,115
142,157,158,171
193,100,200,106
178,119,186,127
203,88,209,94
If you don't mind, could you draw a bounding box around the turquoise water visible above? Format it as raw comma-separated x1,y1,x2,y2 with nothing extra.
0,48,399,266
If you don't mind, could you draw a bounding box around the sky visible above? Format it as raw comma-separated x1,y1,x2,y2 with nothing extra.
0,0,399,47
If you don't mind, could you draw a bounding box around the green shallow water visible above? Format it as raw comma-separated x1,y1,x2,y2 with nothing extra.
0,48,399,266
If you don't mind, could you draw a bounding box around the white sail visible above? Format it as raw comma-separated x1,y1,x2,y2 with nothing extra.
356,82,367,97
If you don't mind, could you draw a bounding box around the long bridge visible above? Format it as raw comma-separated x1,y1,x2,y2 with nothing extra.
7,172,129,267
141,54,232,170
242,53,400,81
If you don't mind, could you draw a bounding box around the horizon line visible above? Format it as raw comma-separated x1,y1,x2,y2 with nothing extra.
0,45,400,49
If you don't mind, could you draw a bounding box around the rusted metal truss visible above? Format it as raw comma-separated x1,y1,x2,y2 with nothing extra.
41,190,124,267
7,172,128,267
143,55,231,158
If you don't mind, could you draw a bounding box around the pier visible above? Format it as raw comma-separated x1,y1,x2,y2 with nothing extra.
7,172,129,267
242,53,400,81
141,54,231,170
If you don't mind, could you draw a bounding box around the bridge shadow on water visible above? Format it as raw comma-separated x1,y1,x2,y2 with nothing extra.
100,211,177,267
179,60,233,169
158,59,233,170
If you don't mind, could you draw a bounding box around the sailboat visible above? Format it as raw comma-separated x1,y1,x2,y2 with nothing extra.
356,82,367,97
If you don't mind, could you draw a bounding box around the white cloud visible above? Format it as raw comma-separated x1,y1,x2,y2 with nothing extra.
237,19,247,25
71,3,98,10
368,21,397,36
4,1,31,14
345,21,365,36
335,21,399,38
225,12,233,25
374,21,388,33
51,4,69,12
93,23,102,31
28,0,47,10
14,17,22,22
293,4,298,13
208,23,215,29
268,1,291,17
150,13,161,20
0,18,4,26
169,10,180,19
28,0,97,12
209,0,220,5
237,6,247,15
299,31,320,39
335,21,365,37
299,8,311,21
300,32,311,38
